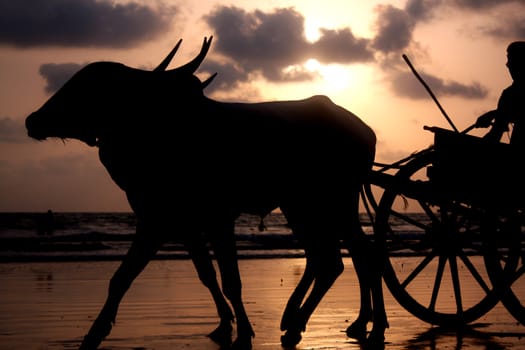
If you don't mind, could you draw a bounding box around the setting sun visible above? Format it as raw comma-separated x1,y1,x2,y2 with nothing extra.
304,58,351,91
304,18,322,42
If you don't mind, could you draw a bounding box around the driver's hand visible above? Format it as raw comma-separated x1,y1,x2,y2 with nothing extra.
475,110,497,128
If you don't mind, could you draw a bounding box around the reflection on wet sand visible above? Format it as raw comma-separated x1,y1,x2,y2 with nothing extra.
0,258,523,349
403,323,525,350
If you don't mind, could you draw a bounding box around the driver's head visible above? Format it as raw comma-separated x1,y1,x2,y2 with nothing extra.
506,41,525,82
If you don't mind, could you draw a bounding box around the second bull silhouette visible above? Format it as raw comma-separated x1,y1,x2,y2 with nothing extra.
25,36,388,349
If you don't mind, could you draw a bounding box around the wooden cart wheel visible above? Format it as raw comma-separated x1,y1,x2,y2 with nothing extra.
482,212,525,325
373,151,500,326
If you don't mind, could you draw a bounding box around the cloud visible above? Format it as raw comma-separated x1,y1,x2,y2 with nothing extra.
368,0,502,100
203,6,374,82
372,5,415,53
199,60,250,93
0,117,27,143
0,0,177,47
204,6,306,63
416,0,525,41
203,6,310,82
448,0,525,41
39,63,85,94
30,2,506,101
405,0,442,22
374,0,525,51
390,71,488,100
311,28,374,63
480,12,525,40
451,0,521,10
200,4,495,101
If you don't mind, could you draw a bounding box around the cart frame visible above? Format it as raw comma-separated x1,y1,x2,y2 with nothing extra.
362,125,525,326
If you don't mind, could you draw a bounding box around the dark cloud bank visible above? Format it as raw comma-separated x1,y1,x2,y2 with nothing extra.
202,0,521,98
0,0,176,48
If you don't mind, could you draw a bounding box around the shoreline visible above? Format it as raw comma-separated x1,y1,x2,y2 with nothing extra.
0,252,308,263
0,250,497,263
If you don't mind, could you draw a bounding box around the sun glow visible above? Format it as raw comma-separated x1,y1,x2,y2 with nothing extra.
304,58,321,71
305,58,351,90
304,18,321,42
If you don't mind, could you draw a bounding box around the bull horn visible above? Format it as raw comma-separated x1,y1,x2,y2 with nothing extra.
202,72,217,89
154,39,183,72
170,36,213,74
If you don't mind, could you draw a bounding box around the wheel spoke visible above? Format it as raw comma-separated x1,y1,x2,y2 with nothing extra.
459,251,492,294
449,255,464,315
429,255,447,311
401,251,437,288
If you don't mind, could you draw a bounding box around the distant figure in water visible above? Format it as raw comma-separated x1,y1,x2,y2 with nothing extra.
476,41,525,147
37,209,55,236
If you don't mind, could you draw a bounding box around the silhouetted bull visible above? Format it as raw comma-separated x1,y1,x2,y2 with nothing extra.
26,36,388,349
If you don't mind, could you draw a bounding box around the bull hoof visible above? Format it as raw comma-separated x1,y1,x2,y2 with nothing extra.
79,318,113,350
207,321,233,346
365,331,385,348
78,332,105,350
345,321,367,341
365,323,388,348
280,329,302,348
231,335,253,350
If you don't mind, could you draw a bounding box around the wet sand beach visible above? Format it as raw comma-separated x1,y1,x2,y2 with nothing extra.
1,258,524,350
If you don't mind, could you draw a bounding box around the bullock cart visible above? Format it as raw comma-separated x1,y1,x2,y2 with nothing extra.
362,125,525,326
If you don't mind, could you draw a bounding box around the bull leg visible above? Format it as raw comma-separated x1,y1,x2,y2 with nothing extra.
345,250,372,341
281,244,344,348
345,234,388,345
79,235,162,350
208,223,254,350
367,242,389,345
280,259,315,331
367,272,388,345
186,236,234,346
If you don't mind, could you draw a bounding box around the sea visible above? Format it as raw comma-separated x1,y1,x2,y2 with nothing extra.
0,211,420,262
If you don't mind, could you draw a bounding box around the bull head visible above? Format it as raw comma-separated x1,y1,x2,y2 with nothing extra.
26,36,215,147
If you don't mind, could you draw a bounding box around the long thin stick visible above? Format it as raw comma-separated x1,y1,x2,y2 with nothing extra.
402,54,458,133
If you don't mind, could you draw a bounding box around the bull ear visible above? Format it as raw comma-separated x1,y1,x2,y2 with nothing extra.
202,72,217,89
154,39,183,72
168,36,213,75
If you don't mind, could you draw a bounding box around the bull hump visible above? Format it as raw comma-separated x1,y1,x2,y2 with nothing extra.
279,96,375,144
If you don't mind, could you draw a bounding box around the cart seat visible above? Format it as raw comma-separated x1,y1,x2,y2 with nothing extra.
426,126,524,211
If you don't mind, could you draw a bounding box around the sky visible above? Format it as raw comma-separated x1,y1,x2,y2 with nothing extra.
0,0,524,212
